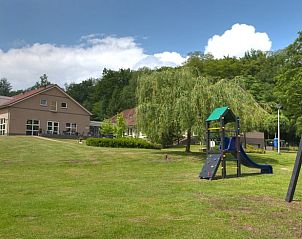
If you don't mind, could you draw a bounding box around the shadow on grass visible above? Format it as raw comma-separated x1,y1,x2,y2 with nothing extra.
247,154,279,165
154,146,282,167
205,172,263,181
153,150,205,160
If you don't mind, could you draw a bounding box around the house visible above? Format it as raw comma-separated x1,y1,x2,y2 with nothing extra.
89,121,102,137
0,84,92,136
111,108,146,138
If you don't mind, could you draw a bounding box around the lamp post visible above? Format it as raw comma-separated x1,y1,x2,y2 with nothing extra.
276,104,282,155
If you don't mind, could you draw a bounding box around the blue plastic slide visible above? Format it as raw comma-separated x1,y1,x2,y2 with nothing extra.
232,145,273,174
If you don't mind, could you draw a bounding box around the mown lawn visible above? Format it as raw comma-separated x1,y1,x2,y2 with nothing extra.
1,136,302,239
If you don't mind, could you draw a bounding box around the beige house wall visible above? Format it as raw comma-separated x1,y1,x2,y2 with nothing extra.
12,87,89,116
9,108,90,135
6,87,91,135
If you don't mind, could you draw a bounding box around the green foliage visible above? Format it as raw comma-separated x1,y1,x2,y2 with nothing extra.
245,144,266,154
86,137,161,149
213,78,269,132
99,119,114,135
100,114,127,138
185,52,243,79
30,74,52,90
65,69,139,121
93,68,138,120
185,50,282,107
273,32,302,140
137,67,269,150
295,116,302,136
136,68,184,147
263,114,290,134
0,78,12,96
6,32,302,144
65,78,96,114
114,113,126,138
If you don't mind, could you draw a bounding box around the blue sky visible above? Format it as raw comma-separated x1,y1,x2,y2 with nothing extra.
0,0,301,89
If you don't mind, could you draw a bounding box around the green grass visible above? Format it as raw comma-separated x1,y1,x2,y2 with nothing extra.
1,136,302,238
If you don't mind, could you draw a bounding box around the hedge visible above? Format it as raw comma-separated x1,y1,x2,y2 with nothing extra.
86,137,161,149
245,144,265,154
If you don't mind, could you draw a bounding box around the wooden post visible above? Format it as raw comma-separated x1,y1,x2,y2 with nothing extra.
285,136,302,202
236,117,241,177
220,117,226,178
206,121,210,154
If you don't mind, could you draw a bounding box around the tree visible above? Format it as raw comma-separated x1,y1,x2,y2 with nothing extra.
99,119,114,135
264,114,290,137
137,68,269,151
100,114,126,138
0,78,12,96
93,68,137,120
30,74,52,90
113,113,126,138
274,32,302,143
65,78,97,115
136,68,182,148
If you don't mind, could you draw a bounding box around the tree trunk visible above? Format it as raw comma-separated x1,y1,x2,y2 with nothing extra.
185,128,192,153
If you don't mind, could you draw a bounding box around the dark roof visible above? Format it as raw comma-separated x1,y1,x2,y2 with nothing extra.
111,108,136,126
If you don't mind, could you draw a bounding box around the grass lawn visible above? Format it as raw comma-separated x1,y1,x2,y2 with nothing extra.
1,136,302,238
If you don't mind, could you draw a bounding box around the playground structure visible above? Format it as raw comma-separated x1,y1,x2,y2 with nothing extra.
199,106,273,180
285,136,302,202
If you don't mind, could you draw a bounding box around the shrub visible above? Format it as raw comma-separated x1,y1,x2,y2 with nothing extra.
245,144,265,154
86,137,161,149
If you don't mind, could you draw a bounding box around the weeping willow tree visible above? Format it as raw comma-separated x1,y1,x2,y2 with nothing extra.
137,67,269,151
136,68,182,147
212,78,269,131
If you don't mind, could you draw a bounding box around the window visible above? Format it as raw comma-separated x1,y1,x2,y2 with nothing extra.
0,118,6,135
26,119,40,136
40,99,47,106
61,102,67,108
47,121,59,134
127,127,133,136
50,101,57,111
65,123,77,135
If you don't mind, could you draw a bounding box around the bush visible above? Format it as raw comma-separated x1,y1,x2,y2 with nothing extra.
245,144,265,154
86,137,161,149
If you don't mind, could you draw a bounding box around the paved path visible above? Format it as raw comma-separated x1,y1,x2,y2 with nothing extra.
34,136,83,145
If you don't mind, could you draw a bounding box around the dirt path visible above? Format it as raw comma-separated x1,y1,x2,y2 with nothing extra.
34,136,82,145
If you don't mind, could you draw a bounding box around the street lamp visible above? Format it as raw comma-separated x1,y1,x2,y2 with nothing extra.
276,104,282,154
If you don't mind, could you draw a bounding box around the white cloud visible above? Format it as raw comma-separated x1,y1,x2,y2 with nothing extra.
205,23,272,59
133,52,186,69
0,36,187,90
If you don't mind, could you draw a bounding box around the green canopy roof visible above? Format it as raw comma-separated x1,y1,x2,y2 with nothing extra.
206,106,236,124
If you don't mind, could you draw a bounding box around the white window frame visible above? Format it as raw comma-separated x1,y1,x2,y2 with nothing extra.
47,121,59,134
65,123,77,135
40,99,47,106
0,118,6,135
61,102,68,109
50,101,57,112
26,119,40,136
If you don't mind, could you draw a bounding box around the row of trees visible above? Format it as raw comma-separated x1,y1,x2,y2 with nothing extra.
65,68,142,120
1,32,301,147
0,74,52,96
